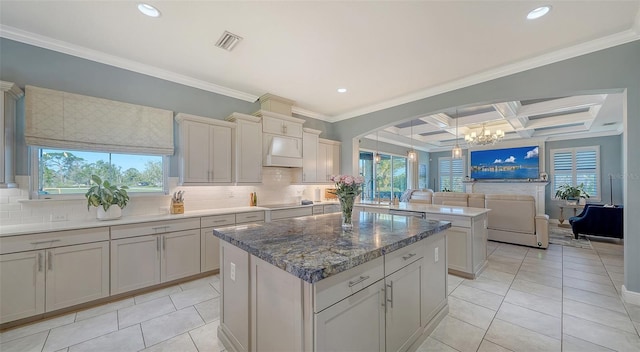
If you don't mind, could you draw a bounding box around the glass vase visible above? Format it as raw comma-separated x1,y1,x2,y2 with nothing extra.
339,195,355,229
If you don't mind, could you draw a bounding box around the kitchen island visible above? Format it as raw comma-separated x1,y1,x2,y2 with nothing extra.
356,202,490,279
213,211,451,352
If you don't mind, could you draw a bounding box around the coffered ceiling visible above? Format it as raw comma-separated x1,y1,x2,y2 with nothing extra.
1,1,639,126
368,92,624,152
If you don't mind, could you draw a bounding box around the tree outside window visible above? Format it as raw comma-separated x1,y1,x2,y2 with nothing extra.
38,148,164,195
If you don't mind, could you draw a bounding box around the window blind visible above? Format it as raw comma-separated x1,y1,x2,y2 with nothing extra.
551,147,599,199
439,157,464,192
25,86,174,155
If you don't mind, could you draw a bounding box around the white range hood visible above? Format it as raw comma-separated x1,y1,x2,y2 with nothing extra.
255,94,306,168
263,134,303,167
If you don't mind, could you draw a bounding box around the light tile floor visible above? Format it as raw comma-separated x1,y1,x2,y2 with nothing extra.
1,238,638,352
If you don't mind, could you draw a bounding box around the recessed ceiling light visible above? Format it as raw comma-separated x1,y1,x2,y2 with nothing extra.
527,5,551,20
138,3,161,18
337,88,347,93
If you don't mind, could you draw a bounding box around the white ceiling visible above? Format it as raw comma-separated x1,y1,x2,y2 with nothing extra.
1,1,639,124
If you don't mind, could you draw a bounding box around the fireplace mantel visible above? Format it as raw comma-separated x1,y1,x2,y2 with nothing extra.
464,181,549,214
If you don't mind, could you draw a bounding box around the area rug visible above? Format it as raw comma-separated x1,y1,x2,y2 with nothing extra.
549,225,593,249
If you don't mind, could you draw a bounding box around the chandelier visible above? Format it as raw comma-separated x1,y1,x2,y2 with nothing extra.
465,124,505,146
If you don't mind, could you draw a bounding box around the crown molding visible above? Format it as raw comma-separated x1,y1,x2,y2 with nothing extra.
2,23,638,124
292,106,330,121
329,29,640,123
0,25,259,103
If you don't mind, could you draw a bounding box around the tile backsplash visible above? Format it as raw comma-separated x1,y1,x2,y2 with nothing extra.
0,168,336,225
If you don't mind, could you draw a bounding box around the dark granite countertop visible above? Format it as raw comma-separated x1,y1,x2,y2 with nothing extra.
213,211,451,284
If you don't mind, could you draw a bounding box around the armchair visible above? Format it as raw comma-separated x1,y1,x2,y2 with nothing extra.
569,204,623,239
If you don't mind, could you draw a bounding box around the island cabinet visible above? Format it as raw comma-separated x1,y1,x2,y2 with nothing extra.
314,255,385,351
176,113,235,185
0,227,110,324
110,218,201,295
433,213,488,279
215,212,450,352
357,203,490,279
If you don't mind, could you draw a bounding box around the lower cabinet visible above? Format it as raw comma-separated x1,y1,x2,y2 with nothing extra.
0,241,109,324
45,242,110,312
111,229,200,295
315,279,386,352
162,230,201,282
0,250,45,323
201,227,220,272
268,207,313,221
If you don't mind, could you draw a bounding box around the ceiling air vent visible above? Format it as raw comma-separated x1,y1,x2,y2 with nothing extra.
215,31,243,51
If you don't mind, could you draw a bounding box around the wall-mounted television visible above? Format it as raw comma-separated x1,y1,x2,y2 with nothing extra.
470,146,539,180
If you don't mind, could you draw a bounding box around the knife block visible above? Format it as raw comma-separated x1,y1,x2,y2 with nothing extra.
170,200,184,214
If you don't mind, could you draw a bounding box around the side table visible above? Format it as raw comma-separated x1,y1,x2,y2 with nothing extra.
558,204,584,228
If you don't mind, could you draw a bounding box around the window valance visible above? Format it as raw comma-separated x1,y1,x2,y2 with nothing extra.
25,86,174,155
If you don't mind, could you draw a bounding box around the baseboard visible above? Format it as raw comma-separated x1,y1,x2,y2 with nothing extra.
622,285,640,306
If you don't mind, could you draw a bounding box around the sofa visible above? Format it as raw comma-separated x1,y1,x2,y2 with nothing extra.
431,192,486,208
484,194,549,249
407,191,549,249
569,204,623,239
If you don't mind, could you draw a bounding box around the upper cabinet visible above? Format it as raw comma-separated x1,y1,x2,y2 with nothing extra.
318,139,341,183
176,113,234,185
0,81,24,188
226,113,262,183
262,115,304,138
297,133,341,184
302,128,321,183
255,94,303,138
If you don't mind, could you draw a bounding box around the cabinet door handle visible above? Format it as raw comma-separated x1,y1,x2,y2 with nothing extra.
245,215,258,219
213,219,228,223
348,275,370,287
402,253,416,261
386,281,394,308
31,239,61,245
157,237,161,252
152,226,169,232
38,252,43,272
47,251,53,271
163,236,166,251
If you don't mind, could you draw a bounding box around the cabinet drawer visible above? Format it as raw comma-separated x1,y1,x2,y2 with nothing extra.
235,211,265,224
385,240,425,276
314,256,384,313
0,227,109,255
323,204,341,213
201,214,236,228
111,218,201,239
312,205,324,214
425,214,470,228
270,207,312,220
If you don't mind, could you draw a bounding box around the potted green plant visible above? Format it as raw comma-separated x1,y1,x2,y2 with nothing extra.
554,183,590,205
85,175,129,220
